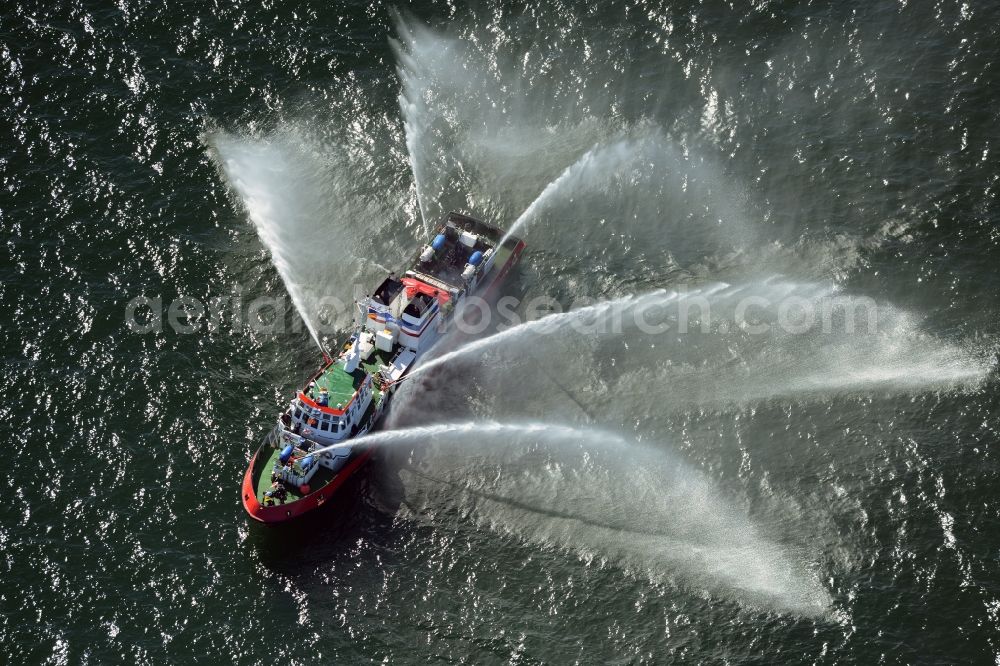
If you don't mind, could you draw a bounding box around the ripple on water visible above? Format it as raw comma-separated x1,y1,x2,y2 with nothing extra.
4,0,1000,663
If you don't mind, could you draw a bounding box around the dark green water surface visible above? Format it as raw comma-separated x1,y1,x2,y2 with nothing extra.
3,0,1000,663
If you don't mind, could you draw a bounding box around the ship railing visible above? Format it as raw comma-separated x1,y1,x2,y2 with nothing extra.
271,422,325,451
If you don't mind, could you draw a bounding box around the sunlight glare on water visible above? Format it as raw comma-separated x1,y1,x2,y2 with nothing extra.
3,0,1000,663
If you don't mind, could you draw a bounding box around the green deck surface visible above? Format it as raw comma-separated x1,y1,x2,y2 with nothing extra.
312,364,364,407
257,242,516,507
309,347,391,407
255,446,336,505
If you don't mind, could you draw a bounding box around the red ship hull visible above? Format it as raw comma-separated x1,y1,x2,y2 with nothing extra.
242,445,374,523
241,237,525,524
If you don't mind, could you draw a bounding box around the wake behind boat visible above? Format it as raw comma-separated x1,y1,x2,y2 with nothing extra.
242,212,525,523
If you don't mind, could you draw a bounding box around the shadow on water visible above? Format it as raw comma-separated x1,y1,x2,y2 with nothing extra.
323,419,836,617
244,461,398,570
401,464,715,543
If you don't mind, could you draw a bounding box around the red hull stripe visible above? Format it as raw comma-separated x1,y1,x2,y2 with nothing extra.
242,446,374,523
242,239,524,524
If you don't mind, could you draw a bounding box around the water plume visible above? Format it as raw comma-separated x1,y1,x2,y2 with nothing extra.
393,18,464,232
498,130,758,278
459,117,619,207
392,18,897,283
393,17,631,227
396,279,993,423
405,287,678,380
399,94,431,234
206,127,392,341
596,280,994,411
498,139,638,248
357,420,833,616
393,18,481,228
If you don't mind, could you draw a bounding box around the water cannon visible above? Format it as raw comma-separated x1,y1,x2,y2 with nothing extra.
420,233,448,263
461,251,484,281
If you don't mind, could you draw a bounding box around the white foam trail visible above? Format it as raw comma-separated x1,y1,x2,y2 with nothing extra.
347,420,833,616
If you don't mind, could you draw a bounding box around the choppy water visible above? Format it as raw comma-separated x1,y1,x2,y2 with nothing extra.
4,0,1000,663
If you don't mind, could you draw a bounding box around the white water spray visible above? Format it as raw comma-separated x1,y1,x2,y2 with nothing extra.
598,279,995,409
399,278,992,420
208,131,326,350
393,18,473,232
207,128,392,343
327,420,833,616
498,139,638,248
399,96,431,233
405,287,685,380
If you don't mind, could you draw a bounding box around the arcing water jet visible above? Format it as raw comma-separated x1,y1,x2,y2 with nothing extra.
497,139,639,248
207,128,392,341
332,420,834,616
399,279,993,423
404,287,679,381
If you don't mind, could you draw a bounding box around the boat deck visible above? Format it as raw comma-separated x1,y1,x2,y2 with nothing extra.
254,446,338,505
311,347,393,406
359,348,395,392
